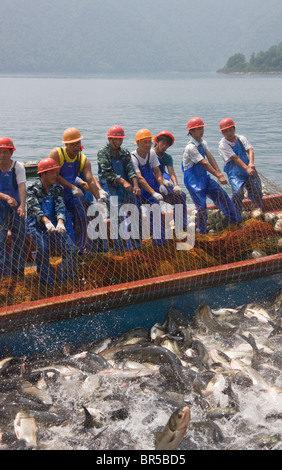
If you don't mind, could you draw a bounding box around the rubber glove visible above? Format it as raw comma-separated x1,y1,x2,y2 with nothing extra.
98,189,109,202
159,184,168,195
71,186,84,197
173,185,182,194
163,180,171,188
152,192,164,202
45,221,56,232
56,221,66,233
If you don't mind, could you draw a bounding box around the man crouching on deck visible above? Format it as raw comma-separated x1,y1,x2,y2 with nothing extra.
26,158,78,286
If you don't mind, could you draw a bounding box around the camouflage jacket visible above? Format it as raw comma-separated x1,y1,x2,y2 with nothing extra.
97,143,137,187
27,180,66,224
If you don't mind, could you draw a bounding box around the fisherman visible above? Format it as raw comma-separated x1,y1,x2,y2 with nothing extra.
97,125,143,251
0,137,26,280
49,128,107,252
182,117,241,234
131,129,167,245
154,131,188,232
26,158,78,285
219,117,263,214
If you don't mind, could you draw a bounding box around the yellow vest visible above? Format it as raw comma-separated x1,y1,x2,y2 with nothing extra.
50,147,87,172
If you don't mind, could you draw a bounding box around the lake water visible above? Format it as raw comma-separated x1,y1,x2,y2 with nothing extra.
0,72,281,188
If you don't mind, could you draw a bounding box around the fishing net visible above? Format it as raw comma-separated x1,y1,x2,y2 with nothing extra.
0,172,282,316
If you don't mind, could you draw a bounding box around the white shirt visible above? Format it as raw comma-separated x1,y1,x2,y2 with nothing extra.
219,134,252,164
2,160,26,185
182,137,209,171
131,149,160,173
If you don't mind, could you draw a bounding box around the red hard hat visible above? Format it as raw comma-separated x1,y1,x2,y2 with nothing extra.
0,137,16,152
187,117,206,131
154,131,175,146
219,117,235,131
37,158,61,174
107,125,126,139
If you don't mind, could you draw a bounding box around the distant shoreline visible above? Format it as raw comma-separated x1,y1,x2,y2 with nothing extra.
217,70,282,75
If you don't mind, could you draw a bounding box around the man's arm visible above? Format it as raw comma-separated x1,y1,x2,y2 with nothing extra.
17,182,26,217
200,159,228,184
83,159,101,200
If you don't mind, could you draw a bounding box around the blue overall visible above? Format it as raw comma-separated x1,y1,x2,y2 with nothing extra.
224,138,263,213
59,150,88,252
132,153,166,246
0,163,26,279
99,156,143,251
182,144,241,234
157,157,187,231
26,194,77,285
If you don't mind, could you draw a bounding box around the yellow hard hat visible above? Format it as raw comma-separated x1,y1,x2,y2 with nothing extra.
62,128,83,144
135,129,154,144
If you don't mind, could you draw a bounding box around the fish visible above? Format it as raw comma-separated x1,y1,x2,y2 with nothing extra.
0,357,14,374
114,345,183,368
88,338,112,354
190,421,224,443
268,318,282,337
82,405,105,429
14,412,38,448
250,434,282,449
159,363,193,393
150,323,166,341
238,333,263,369
21,378,53,406
29,409,68,427
184,339,209,366
155,406,191,450
67,351,111,373
156,336,183,359
205,406,238,420
273,290,282,312
163,306,192,335
31,363,85,380
243,305,273,324
195,305,238,336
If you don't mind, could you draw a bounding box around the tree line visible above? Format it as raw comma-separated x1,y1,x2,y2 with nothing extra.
217,42,282,73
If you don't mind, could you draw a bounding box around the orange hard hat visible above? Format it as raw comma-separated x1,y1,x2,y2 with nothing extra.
0,137,16,152
154,131,175,146
135,129,155,144
37,158,61,174
219,117,235,131
107,125,126,139
187,117,206,131
62,128,83,144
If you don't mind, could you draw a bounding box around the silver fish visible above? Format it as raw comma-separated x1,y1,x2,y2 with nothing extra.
155,406,191,450
0,357,14,374
195,305,238,336
14,412,38,448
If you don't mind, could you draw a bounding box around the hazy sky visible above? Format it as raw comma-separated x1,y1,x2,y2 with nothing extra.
1,0,282,73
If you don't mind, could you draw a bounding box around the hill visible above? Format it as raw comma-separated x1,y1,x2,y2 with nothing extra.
217,43,282,74
1,0,282,74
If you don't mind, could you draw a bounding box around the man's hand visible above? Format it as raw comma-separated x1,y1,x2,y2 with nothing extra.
71,186,84,197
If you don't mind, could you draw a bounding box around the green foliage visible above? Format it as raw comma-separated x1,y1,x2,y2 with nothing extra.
225,54,247,72
218,43,282,73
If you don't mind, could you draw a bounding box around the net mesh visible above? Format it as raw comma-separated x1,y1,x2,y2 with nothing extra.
0,172,282,314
